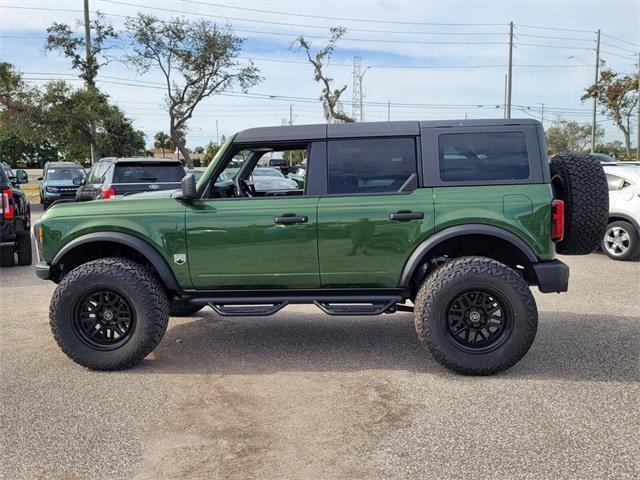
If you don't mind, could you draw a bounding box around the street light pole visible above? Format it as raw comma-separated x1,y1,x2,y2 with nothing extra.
591,29,601,153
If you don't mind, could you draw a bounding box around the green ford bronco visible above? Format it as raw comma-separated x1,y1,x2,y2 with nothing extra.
33,119,608,375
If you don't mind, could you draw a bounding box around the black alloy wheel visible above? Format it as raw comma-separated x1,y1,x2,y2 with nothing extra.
73,289,136,350
445,288,513,353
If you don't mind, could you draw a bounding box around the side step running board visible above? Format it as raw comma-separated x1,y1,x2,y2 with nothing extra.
208,301,289,317
313,299,398,316
192,295,404,317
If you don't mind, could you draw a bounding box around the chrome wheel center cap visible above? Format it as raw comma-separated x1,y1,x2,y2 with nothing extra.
102,310,114,321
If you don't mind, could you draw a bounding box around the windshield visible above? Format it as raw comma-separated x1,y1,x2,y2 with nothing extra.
45,167,85,180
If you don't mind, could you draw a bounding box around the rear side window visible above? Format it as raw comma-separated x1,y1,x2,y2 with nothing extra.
439,132,530,182
113,163,186,183
327,138,416,194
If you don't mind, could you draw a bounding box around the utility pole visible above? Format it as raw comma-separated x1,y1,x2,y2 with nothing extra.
503,74,507,118
215,120,219,145
591,29,601,153
506,22,514,119
539,103,545,126
289,104,293,125
387,100,391,122
83,0,97,164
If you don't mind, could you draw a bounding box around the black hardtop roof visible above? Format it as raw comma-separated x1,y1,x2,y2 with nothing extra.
98,157,183,164
234,118,541,143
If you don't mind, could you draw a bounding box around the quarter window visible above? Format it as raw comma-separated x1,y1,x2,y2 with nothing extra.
439,132,530,182
327,138,417,194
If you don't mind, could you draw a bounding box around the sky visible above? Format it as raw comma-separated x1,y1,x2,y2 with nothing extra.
1,0,639,149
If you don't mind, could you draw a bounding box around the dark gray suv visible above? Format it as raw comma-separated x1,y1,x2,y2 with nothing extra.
38,162,86,209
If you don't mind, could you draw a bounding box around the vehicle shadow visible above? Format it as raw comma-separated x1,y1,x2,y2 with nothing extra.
135,308,639,383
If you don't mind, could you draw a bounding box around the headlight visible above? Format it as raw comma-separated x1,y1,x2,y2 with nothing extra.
46,186,59,193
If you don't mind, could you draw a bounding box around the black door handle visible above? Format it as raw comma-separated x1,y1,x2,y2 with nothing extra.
389,211,424,221
274,214,308,224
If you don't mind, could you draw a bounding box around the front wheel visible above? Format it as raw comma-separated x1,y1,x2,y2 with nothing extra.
602,220,640,261
50,257,170,370
414,256,538,375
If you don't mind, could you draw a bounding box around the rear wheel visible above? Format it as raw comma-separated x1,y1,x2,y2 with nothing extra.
414,256,538,375
0,245,14,267
602,220,640,261
50,257,170,370
16,233,32,266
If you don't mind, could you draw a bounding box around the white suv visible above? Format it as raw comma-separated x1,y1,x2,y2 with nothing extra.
602,164,640,260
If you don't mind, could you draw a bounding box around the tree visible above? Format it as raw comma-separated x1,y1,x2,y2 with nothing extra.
582,66,639,159
125,14,261,168
193,145,205,154
545,120,604,155
1,64,144,162
154,131,173,157
45,13,119,160
294,26,355,123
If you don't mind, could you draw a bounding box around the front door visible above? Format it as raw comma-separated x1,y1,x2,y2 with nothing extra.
186,197,319,290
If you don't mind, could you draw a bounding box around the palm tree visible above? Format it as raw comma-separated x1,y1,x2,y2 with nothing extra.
153,131,173,157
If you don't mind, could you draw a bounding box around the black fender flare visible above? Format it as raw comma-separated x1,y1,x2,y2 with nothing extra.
398,224,539,288
52,231,180,292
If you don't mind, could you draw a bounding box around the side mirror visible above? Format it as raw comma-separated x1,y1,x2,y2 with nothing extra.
181,173,197,201
37,176,43,181
16,169,28,184
73,176,84,186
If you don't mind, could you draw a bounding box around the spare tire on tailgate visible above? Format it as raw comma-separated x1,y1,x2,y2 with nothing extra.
549,153,608,255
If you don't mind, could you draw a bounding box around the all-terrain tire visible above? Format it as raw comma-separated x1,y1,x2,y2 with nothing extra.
414,256,538,375
549,153,608,255
601,220,640,261
170,300,203,317
0,245,14,267
16,233,32,266
50,257,170,370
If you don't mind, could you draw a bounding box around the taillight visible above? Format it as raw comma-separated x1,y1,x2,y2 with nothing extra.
2,187,14,220
101,186,116,199
551,199,564,242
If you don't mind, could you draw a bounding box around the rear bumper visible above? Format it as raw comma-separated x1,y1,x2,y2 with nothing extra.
532,259,569,293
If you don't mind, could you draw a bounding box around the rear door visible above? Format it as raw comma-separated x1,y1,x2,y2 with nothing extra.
111,161,185,197
317,136,434,288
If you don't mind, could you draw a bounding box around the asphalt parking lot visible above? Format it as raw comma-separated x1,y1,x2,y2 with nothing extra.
1,205,638,479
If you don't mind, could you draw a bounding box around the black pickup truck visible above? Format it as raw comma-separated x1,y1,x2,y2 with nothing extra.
0,163,31,267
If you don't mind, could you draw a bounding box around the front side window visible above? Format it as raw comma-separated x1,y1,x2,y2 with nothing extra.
439,132,530,182
327,138,417,195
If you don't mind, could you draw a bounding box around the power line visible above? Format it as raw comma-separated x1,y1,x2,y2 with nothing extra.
600,42,639,54
601,32,640,49
96,0,508,36
515,24,595,34
172,0,506,26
